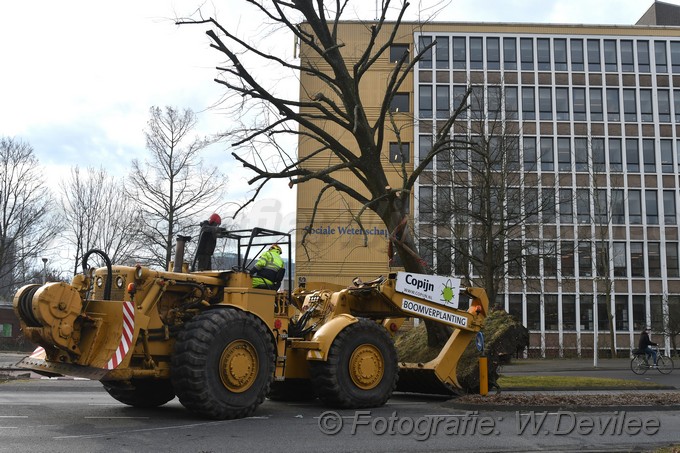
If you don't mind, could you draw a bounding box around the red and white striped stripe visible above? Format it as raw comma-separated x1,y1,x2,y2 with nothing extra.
30,346,46,359
106,301,135,370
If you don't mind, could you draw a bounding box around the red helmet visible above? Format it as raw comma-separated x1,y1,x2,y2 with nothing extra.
208,213,222,225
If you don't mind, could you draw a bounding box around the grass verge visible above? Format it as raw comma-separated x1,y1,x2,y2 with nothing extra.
498,375,664,389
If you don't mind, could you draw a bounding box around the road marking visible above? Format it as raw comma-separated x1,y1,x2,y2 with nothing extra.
84,416,150,419
54,419,249,439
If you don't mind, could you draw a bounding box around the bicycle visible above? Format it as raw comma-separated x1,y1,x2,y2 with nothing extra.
630,346,674,375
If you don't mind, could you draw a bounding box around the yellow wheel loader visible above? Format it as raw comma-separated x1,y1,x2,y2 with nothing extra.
12,217,488,420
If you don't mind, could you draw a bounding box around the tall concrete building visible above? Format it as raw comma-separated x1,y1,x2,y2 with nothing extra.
296,1,680,357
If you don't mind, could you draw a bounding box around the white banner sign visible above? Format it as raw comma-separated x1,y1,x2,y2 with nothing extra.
401,299,468,328
395,272,461,309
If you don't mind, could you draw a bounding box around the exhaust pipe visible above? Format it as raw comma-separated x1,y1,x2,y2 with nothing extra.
174,235,191,272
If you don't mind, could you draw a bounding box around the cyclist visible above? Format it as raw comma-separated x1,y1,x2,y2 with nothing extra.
638,328,658,366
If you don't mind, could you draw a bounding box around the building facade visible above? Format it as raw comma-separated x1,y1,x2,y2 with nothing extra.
296,2,680,357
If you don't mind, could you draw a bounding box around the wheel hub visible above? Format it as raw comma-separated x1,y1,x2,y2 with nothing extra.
349,344,384,390
219,340,259,393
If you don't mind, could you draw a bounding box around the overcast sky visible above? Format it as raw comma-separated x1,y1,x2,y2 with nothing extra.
0,0,671,249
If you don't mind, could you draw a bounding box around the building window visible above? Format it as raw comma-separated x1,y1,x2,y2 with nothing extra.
626,139,639,172
620,40,634,72
419,186,433,222
503,37,517,70
651,296,664,331
505,86,518,117
419,135,433,169
658,89,671,123
595,242,608,277
606,88,620,122
436,85,449,119
675,90,680,122
539,87,552,120
486,37,500,70
540,137,554,171
508,294,523,322
642,139,656,173
436,238,452,275
470,86,484,119
452,85,468,119
603,40,617,71
632,296,646,330
537,38,551,70
587,39,601,71
592,138,605,172
640,89,653,122
390,44,409,63
559,188,574,223
649,242,662,277
554,38,567,71
672,41,680,73
646,190,659,224
557,138,571,171
452,37,466,69
623,89,637,122
597,296,610,330
419,238,433,268
573,138,587,171
488,86,502,120
589,88,603,121
520,38,534,70
573,87,586,121
418,36,433,69
613,242,627,276
389,142,410,163
562,295,576,330
661,140,673,173
527,294,541,330
390,93,410,113
630,242,644,277
667,242,679,277
655,40,668,73
522,86,535,120
637,40,650,72
594,189,608,224
545,294,558,330
611,189,625,224
543,189,556,223
0,324,11,338
580,295,593,330
435,36,449,69
525,188,539,223
664,190,677,225
526,241,540,275
570,38,584,71
470,37,483,69
561,240,575,276
628,190,642,224
576,189,590,223
609,138,623,172
418,86,431,117
615,296,629,330
523,137,537,171
555,88,569,120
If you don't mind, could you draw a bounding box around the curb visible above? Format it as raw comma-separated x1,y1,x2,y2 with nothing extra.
448,402,680,412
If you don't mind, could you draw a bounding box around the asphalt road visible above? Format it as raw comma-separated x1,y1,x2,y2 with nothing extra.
0,378,679,453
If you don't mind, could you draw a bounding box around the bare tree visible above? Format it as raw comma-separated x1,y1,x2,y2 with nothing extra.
0,137,59,299
424,85,559,306
60,166,143,274
126,106,227,269
179,1,469,346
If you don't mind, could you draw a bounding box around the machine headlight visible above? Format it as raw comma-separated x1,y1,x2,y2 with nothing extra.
115,276,125,289
96,277,103,288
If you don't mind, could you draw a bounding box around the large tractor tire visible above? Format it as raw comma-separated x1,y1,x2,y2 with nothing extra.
102,379,175,408
171,309,275,420
310,318,398,408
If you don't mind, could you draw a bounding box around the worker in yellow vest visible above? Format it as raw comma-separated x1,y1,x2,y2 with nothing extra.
250,244,285,289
